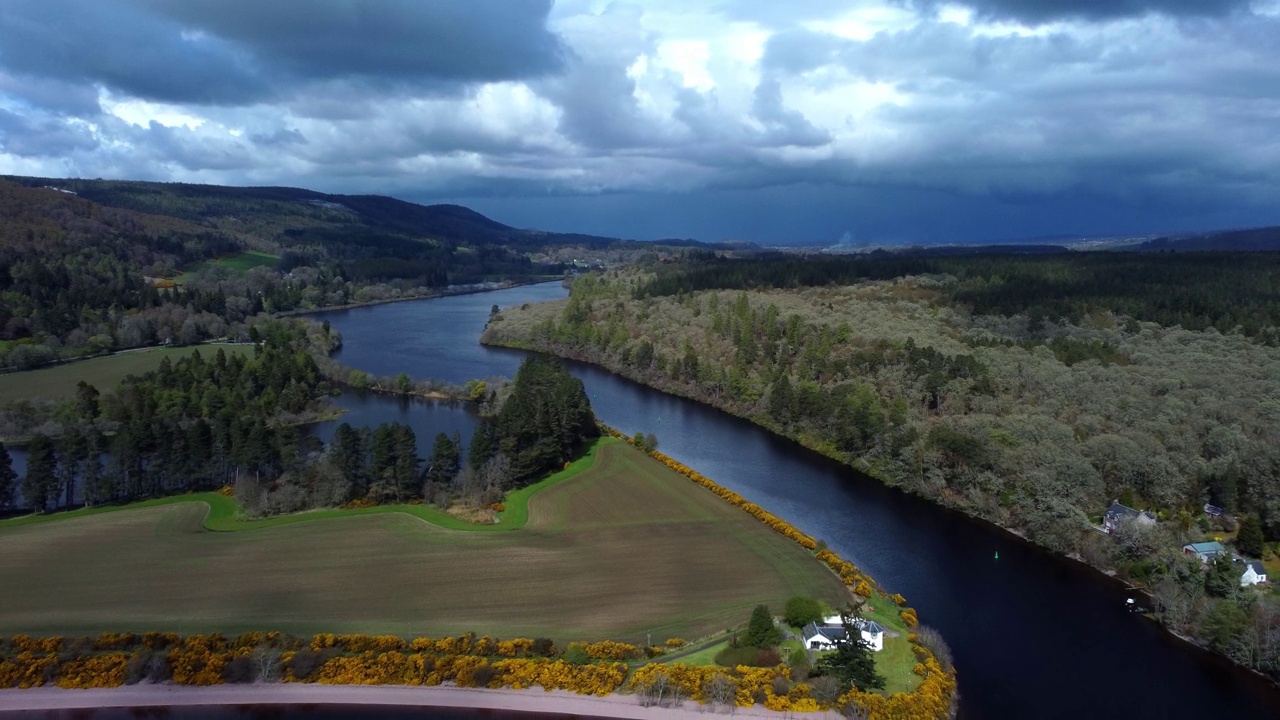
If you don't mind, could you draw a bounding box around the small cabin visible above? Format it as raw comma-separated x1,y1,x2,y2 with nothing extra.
1241,561,1268,587
1183,541,1227,564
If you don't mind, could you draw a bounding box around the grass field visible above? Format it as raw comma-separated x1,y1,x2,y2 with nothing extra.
181,251,280,279
0,439,849,642
0,344,253,405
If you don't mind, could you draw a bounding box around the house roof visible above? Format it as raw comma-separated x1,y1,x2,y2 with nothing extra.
1245,561,1265,576
802,622,847,643
1185,541,1226,554
856,619,885,636
1106,502,1140,518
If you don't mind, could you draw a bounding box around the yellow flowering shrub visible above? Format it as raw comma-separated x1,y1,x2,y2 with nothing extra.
54,653,129,688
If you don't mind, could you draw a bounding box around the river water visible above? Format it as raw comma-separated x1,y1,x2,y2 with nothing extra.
308,282,1280,720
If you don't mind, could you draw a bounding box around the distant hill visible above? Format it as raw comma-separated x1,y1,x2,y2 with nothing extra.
1138,226,1280,252
1,175,625,249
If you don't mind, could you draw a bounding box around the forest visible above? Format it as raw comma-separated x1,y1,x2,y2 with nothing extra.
638,252,1280,344
0,338,597,521
482,256,1280,679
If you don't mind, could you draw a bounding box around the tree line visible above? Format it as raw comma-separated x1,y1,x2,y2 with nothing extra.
636,252,1280,344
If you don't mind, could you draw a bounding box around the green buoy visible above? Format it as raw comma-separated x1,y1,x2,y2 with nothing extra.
994,551,999,560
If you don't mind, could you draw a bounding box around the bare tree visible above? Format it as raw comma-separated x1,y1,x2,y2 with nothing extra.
251,646,283,683
707,673,737,713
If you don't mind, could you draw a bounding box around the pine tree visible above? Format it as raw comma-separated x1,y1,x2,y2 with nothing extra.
22,434,58,513
816,613,885,691
1237,515,1265,558
743,605,781,648
328,423,367,497
426,432,460,488
0,441,16,510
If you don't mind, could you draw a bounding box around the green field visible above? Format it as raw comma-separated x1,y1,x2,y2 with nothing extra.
180,251,280,279
0,344,253,405
0,439,848,642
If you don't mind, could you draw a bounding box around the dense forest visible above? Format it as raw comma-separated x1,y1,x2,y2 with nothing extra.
0,320,335,512
483,256,1280,679
638,253,1280,344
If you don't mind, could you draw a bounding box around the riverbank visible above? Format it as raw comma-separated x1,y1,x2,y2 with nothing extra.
0,684,838,718
276,278,559,318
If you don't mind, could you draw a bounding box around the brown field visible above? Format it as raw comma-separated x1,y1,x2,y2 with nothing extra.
0,441,848,643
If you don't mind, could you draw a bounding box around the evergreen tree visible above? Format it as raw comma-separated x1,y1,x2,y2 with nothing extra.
75,381,101,421
1237,515,1265,558
468,419,497,470
0,441,16,510
22,434,58,512
425,432,460,488
491,356,598,485
816,613,886,691
392,425,421,500
1205,557,1239,598
369,425,396,484
743,604,782,648
328,423,367,497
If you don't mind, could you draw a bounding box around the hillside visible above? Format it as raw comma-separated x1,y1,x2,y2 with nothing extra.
0,175,681,369
2,175,620,250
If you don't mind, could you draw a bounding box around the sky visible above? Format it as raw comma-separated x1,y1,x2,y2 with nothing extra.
1,0,1278,246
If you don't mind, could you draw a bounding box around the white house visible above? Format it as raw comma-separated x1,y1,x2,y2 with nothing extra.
1241,561,1268,587
802,616,885,653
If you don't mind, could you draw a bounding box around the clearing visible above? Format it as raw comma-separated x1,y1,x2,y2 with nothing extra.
0,344,253,405
179,251,280,280
0,438,848,642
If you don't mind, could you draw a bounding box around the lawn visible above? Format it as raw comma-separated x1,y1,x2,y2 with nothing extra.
180,251,280,278
0,344,253,405
0,439,849,643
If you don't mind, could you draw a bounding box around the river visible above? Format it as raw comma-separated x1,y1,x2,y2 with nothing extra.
307,282,1280,720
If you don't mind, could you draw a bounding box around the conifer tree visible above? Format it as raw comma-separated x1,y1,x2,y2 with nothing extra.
1237,515,1265,558
0,441,16,510
816,613,885,691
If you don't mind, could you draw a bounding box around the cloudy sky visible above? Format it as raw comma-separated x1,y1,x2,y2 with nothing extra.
1,0,1278,245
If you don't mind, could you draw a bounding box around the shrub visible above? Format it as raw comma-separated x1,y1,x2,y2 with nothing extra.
562,645,590,666
713,645,760,667
784,596,824,628
286,648,333,681
531,638,556,657
756,648,782,667
222,655,255,684
772,674,792,697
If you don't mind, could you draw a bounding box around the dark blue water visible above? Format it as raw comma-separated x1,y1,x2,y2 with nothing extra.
309,283,1280,720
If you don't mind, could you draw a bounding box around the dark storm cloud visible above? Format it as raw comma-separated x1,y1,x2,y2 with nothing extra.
0,0,564,106
0,108,98,157
0,1,268,104
898,0,1254,23
142,0,566,86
